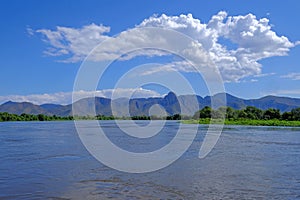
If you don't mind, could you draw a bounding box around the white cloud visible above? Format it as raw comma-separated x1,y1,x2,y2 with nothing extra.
280,73,300,80
263,89,300,97
34,12,296,82
253,72,276,78
238,72,276,83
0,92,71,105
36,23,111,62
139,12,295,82
0,88,162,105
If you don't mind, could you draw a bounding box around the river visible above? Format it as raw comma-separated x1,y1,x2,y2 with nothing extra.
0,121,300,199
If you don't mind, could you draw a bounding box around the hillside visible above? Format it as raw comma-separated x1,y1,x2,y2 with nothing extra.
1,93,300,117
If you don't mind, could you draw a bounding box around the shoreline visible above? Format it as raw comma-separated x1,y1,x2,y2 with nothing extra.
182,119,300,127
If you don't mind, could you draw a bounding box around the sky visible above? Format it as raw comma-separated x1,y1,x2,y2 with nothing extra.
0,0,300,105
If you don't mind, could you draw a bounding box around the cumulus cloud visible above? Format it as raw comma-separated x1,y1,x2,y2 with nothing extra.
36,23,111,62
0,88,162,105
280,73,300,80
138,12,295,81
34,12,297,82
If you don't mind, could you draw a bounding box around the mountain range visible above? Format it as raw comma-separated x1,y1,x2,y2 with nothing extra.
1,92,300,117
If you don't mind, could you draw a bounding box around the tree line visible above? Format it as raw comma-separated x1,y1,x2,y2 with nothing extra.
0,112,74,122
192,106,300,121
125,114,182,120
0,112,185,122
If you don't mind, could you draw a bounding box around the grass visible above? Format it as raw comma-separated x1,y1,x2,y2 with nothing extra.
182,118,300,127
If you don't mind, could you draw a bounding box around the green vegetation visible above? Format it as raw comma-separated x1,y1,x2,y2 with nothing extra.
187,106,300,127
184,118,300,127
130,114,183,120
0,112,119,122
224,119,300,126
1,106,300,127
0,112,73,122
166,114,181,120
72,115,115,120
0,112,183,122
131,115,151,120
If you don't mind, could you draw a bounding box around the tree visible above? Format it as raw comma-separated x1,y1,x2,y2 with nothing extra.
226,107,238,119
282,111,292,120
200,106,211,118
237,110,247,118
215,106,235,119
263,108,281,120
244,106,263,120
291,108,300,120
131,115,150,120
173,114,181,120
37,114,45,121
211,109,224,119
166,114,181,120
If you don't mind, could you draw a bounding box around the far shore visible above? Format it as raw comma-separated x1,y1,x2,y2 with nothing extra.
182,118,300,127
1,111,300,127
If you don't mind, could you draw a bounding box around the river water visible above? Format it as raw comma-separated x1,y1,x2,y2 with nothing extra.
0,121,300,199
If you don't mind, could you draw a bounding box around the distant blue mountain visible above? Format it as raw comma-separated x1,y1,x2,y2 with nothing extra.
1,93,300,116
0,101,51,115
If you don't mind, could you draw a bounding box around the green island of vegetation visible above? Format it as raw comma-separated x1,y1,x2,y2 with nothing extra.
1,106,300,127
183,106,300,127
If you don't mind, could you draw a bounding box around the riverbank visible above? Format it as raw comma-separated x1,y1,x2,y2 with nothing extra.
182,118,300,127
2,112,300,127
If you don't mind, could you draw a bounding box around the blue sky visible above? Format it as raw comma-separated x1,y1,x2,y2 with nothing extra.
0,0,300,104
